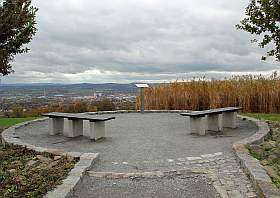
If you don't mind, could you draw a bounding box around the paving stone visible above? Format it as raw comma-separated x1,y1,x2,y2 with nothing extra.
227,190,243,198
201,154,216,158
44,184,73,198
66,152,83,158
63,176,81,186
187,157,202,161
246,192,257,198
75,159,93,167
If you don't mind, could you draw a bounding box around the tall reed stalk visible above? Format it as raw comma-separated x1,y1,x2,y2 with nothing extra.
136,72,280,113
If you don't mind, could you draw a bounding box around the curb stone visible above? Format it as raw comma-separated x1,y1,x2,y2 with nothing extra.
1,118,100,198
234,115,280,198
87,169,208,179
44,153,99,198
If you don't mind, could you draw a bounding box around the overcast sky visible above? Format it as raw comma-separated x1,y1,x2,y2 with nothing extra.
2,0,280,84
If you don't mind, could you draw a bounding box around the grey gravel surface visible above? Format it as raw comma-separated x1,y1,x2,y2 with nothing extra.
13,113,258,197
15,113,257,171
73,174,220,198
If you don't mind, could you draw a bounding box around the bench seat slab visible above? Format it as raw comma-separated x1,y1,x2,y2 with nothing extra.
49,118,64,135
207,114,223,132
90,121,105,141
222,111,237,128
189,116,207,135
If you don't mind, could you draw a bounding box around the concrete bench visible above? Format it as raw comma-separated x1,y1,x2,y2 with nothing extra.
42,112,115,141
180,107,241,135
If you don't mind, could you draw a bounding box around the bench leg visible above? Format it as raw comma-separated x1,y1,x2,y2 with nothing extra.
207,114,223,132
64,119,83,137
189,116,207,135
222,111,237,128
49,118,64,135
90,121,105,141
83,120,90,137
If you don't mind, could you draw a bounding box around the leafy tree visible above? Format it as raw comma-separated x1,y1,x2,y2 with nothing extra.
11,104,24,117
237,0,280,61
0,0,38,76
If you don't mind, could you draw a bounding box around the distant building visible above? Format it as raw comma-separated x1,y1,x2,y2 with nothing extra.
93,92,103,98
54,94,65,97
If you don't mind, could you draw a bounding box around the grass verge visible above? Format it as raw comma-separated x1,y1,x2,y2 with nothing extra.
0,117,41,128
241,113,280,122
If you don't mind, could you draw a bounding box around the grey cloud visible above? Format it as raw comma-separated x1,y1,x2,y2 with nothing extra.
2,0,279,83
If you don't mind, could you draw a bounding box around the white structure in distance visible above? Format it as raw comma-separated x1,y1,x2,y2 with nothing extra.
135,84,149,113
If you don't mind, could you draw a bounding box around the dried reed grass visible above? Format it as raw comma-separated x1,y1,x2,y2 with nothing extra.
136,72,280,113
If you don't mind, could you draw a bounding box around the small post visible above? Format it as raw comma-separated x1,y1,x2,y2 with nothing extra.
136,84,149,113
140,88,144,113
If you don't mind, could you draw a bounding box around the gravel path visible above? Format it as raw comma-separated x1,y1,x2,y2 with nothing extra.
73,174,220,198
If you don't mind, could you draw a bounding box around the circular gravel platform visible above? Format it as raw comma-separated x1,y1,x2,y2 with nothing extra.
12,112,259,197
15,113,257,170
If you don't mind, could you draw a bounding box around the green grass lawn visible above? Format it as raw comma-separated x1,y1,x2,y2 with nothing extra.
0,117,41,128
241,113,280,122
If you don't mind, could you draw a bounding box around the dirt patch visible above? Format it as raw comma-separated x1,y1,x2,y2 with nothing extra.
0,128,77,198
248,121,280,189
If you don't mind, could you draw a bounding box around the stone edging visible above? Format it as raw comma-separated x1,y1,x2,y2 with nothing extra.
45,153,99,198
87,169,204,179
1,118,100,198
234,115,280,198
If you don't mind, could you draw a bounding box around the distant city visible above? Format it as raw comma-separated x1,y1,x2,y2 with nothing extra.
0,83,149,115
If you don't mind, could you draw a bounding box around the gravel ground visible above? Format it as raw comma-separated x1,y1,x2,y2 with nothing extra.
73,174,220,198
12,113,258,197
15,113,257,171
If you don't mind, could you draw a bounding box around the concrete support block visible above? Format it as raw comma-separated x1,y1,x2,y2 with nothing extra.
208,114,223,131
82,120,90,137
63,119,69,136
204,115,208,131
223,111,237,128
90,121,105,141
65,119,83,137
189,116,207,135
48,118,64,135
